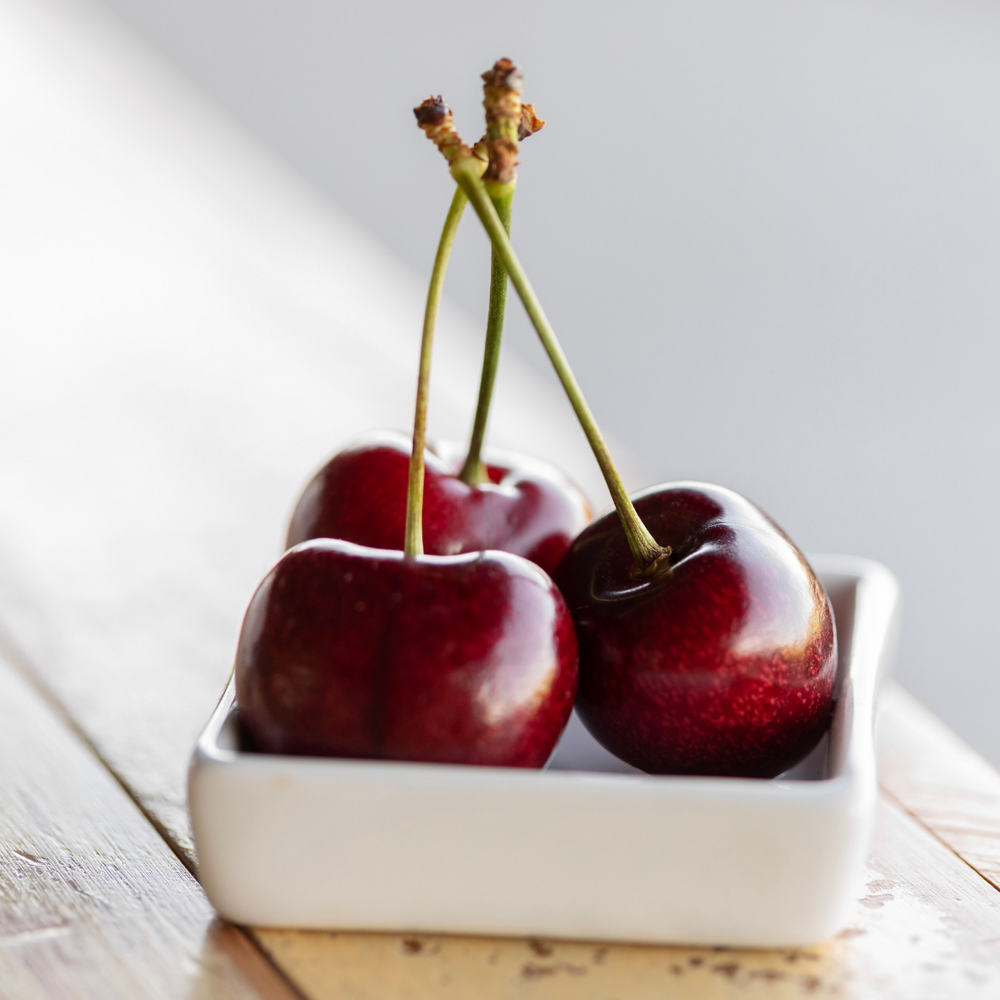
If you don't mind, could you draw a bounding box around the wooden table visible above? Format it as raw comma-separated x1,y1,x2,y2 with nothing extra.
3,0,1000,996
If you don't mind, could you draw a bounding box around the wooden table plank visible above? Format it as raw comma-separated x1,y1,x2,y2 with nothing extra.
0,649,299,1000
249,797,1000,999
878,683,1000,891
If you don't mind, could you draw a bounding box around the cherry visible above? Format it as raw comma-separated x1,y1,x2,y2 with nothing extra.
235,72,580,768
236,539,577,765
426,113,836,778
554,483,836,777
286,431,590,577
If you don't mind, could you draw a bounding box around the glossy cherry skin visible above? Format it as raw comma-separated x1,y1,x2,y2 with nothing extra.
286,431,590,577
236,539,578,767
555,482,836,778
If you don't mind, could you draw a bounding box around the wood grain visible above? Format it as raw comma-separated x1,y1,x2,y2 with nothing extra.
250,798,1000,999
878,682,1000,890
0,649,300,1000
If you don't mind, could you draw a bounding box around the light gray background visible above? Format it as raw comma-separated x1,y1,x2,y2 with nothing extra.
94,0,1000,765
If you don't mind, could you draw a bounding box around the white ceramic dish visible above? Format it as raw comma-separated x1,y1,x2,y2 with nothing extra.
189,554,899,947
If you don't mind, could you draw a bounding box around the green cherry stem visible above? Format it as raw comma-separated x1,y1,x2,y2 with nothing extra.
450,157,670,576
404,185,468,556
459,59,524,486
458,182,514,485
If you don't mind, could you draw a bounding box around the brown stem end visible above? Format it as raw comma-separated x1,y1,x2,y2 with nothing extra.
482,59,523,184
519,103,546,140
481,58,524,96
631,545,673,581
414,95,473,164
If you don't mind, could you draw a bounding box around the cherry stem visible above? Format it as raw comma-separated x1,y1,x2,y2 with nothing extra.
450,158,670,576
458,182,515,485
404,185,468,556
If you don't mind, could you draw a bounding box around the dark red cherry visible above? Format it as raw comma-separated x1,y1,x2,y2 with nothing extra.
286,431,590,577
236,539,578,767
555,482,836,778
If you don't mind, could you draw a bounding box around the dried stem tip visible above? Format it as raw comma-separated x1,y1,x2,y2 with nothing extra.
518,103,546,141
414,95,472,164
481,58,524,96
482,59,524,185
413,94,448,127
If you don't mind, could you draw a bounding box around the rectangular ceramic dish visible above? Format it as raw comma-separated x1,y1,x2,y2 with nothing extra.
189,554,899,947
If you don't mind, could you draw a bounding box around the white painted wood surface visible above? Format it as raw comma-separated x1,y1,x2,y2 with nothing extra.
0,648,297,999
878,684,1000,892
